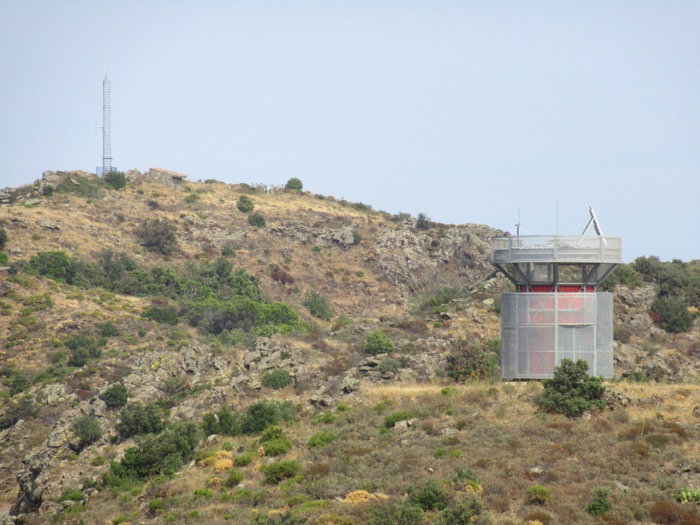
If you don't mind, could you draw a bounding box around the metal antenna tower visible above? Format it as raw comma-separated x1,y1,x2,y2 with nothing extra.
102,74,112,175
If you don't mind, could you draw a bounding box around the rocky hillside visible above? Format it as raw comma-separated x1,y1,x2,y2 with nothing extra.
0,171,698,525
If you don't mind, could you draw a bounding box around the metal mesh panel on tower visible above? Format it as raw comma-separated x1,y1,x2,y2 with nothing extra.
500,292,613,379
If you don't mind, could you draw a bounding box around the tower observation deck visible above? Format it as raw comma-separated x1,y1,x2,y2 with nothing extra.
491,210,621,379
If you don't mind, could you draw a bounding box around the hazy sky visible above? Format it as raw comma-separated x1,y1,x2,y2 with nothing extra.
1,2,698,262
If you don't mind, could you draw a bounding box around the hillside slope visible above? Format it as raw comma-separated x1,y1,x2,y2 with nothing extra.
0,171,698,525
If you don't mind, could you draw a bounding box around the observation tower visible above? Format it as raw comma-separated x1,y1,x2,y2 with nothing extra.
491,209,621,379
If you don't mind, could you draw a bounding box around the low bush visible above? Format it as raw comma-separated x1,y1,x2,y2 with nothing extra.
143,305,180,325
526,484,551,505
651,296,694,333
225,468,245,487
260,460,301,484
0,396,38,430
364,331,394,355
261,369,293,390
370,501,424,525
585,488,613,516
100,384,129,409
303,292,333,321
447,341,498,381
248,213,266,228
72,416,103,450
0,225,7,249
135,218,179,256
307,431,338,448
242,399,297,434
236,195,255,213
536,359,606,418
116,401,167,439
104,171,127,190
675,487,700,504
437,496,490,525
98,321,120,337
107,421,202,482
28,251,71,281
384,411,412,429
408,479,451,511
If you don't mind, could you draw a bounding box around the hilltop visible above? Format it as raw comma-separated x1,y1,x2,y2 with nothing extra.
0,170,699,525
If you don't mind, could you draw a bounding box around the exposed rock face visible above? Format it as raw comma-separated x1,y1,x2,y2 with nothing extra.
373,225,495,291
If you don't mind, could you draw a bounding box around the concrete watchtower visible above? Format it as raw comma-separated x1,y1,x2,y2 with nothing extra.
491,209,621,379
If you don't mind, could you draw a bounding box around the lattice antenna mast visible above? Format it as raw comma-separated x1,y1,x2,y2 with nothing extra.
102,75,112,175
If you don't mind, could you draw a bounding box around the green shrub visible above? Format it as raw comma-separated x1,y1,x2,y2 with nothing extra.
237,195,255,213
202,406,242,436
447,341,498,381
60,488,83,502
66,334,104,367
234,452,253,467
143,305,180,325
56,174,104,198
384,411,412,428
135,218,179,256
260,460,301,484
28,251,71,281
225,468,245,487
651,296,693,333
536,359,606,418
370,501,424,525
415,213,431,230
0,251,7,265
0,396,38,430
408,479,451,511
100,384,129,409
0,225,7,249
104,171,127,190
98,322,120,337
307,431,338,448
42,185,54,196
675,487,700,504
72,416,103,450
242,399,298,434
261,437,293,457
8,373,31,397
261,369,293,390
436,495,490,525
107,421,202,482
248,213,266,228
184,193,199,204
526,485,551,505
303,292,333,321
585,488,613,516
116,401,167,439
364,331,394,355
285,178,303,191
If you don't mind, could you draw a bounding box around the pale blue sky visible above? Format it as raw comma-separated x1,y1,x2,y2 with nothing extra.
1,1,698,262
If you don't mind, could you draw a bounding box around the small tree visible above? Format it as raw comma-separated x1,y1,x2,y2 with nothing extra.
364,330,395,355
236,195,255,213
415,212,431,230
0,225,7,249
135,218,179,256
536,359,606,418
285,178,303,191
104,171,127,190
